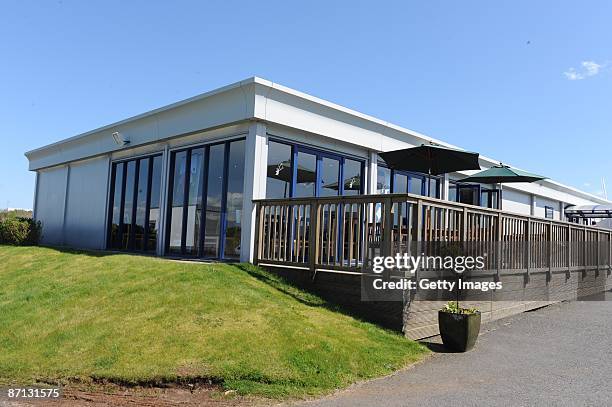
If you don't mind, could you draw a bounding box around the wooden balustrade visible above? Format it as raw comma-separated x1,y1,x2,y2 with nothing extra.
254,193,612,276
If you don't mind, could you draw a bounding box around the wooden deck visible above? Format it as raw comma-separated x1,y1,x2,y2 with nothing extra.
253,193,612,338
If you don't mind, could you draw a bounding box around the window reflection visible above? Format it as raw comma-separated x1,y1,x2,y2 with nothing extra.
266,141,292,199
343,159,362,196
320,157,340,197
294,151,317,198
203,144,224,257
185,148,204,255
147,156,162,252
109,163,124,249
224,140,245,259
394,174,408,194
134,159,149,250
377,166,391,194
107,155,162,253
168,151,186,254
121,161,135,250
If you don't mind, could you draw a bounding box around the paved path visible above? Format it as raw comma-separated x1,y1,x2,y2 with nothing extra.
297,292,612,407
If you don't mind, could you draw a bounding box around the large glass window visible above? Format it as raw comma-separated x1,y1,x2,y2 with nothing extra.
165,139,245,260
265,141,364,198
378,164,440,198
147,156,162,251
266,141,292,199
377,166,391,194
224,140,245,259
107,154,162,253
203,143,224,257
122,161,136,250
109,163,124,249
481,188,500,209
168,151,187,254
320,157,340,197
294,151,317,198
134,159,149,250
394,173,409,194
185,148,204,255
343,159,363,195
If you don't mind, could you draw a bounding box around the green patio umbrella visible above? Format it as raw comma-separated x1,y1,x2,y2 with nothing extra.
459,164,546,184
379,143,481,196
459,163,547,209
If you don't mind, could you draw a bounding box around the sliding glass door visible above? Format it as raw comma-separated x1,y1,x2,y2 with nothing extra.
165,138,245,260
107,154,163,252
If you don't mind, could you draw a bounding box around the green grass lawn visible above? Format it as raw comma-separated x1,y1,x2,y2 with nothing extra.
0,246,428,398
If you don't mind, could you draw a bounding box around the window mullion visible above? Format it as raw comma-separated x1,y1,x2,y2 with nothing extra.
181,150,192,255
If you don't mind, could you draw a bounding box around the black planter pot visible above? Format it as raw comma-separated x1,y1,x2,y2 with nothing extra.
438,311,481,352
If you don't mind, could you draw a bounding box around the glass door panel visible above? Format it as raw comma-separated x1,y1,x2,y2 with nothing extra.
409,176,424,195
342,159,362,195
147,156,163,252
109,163,124,249
185,148,204,255
394,174,408,194
294,151,317,198
320,157,340,197
134,158,149,250
377,166,391,194
202,143,225,257
121,161,136,250
168,151,187,254
224,140,245,259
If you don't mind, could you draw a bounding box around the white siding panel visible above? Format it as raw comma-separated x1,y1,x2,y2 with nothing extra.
64,157,110,249
502,189,531,216
36,166,68,245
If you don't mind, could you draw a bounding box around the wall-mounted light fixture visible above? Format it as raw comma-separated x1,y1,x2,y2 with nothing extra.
111,131,130,146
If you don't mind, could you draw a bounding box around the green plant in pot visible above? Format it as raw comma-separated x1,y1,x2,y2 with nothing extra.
439,301,481,352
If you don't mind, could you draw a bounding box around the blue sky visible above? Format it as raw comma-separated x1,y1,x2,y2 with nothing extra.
1,0,610,209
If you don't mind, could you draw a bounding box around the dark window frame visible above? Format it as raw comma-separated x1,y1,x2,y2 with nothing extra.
267,138,366,198
164,137,246,260
377,162,441,198
107,153,163,252
544,205,554,219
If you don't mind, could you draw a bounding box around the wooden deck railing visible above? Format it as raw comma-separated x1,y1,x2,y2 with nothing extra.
253,194,612,276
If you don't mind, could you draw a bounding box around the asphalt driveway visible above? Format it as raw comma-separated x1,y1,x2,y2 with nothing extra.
297,291,612,407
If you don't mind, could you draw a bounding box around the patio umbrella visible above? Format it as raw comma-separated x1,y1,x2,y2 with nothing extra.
379,144,481,196
459,164,547,208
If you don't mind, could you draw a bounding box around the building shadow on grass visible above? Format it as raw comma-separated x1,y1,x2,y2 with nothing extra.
235,263,405,333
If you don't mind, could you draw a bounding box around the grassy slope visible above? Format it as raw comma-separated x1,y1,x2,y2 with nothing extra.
0,246,428,398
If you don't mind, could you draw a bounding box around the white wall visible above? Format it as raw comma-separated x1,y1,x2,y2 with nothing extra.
534,196,560,220
35,156,110,249
36,165,69,245
63,156,110,249
501,189,532,216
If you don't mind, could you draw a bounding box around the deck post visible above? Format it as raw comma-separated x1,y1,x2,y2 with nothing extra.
583,226,587,269
496,213,502,277
567,225,572,276
253,202,262,265
548,221,553,276
609,231,611,271
383,196,394,258
309,199,320,279
526,218,531,277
